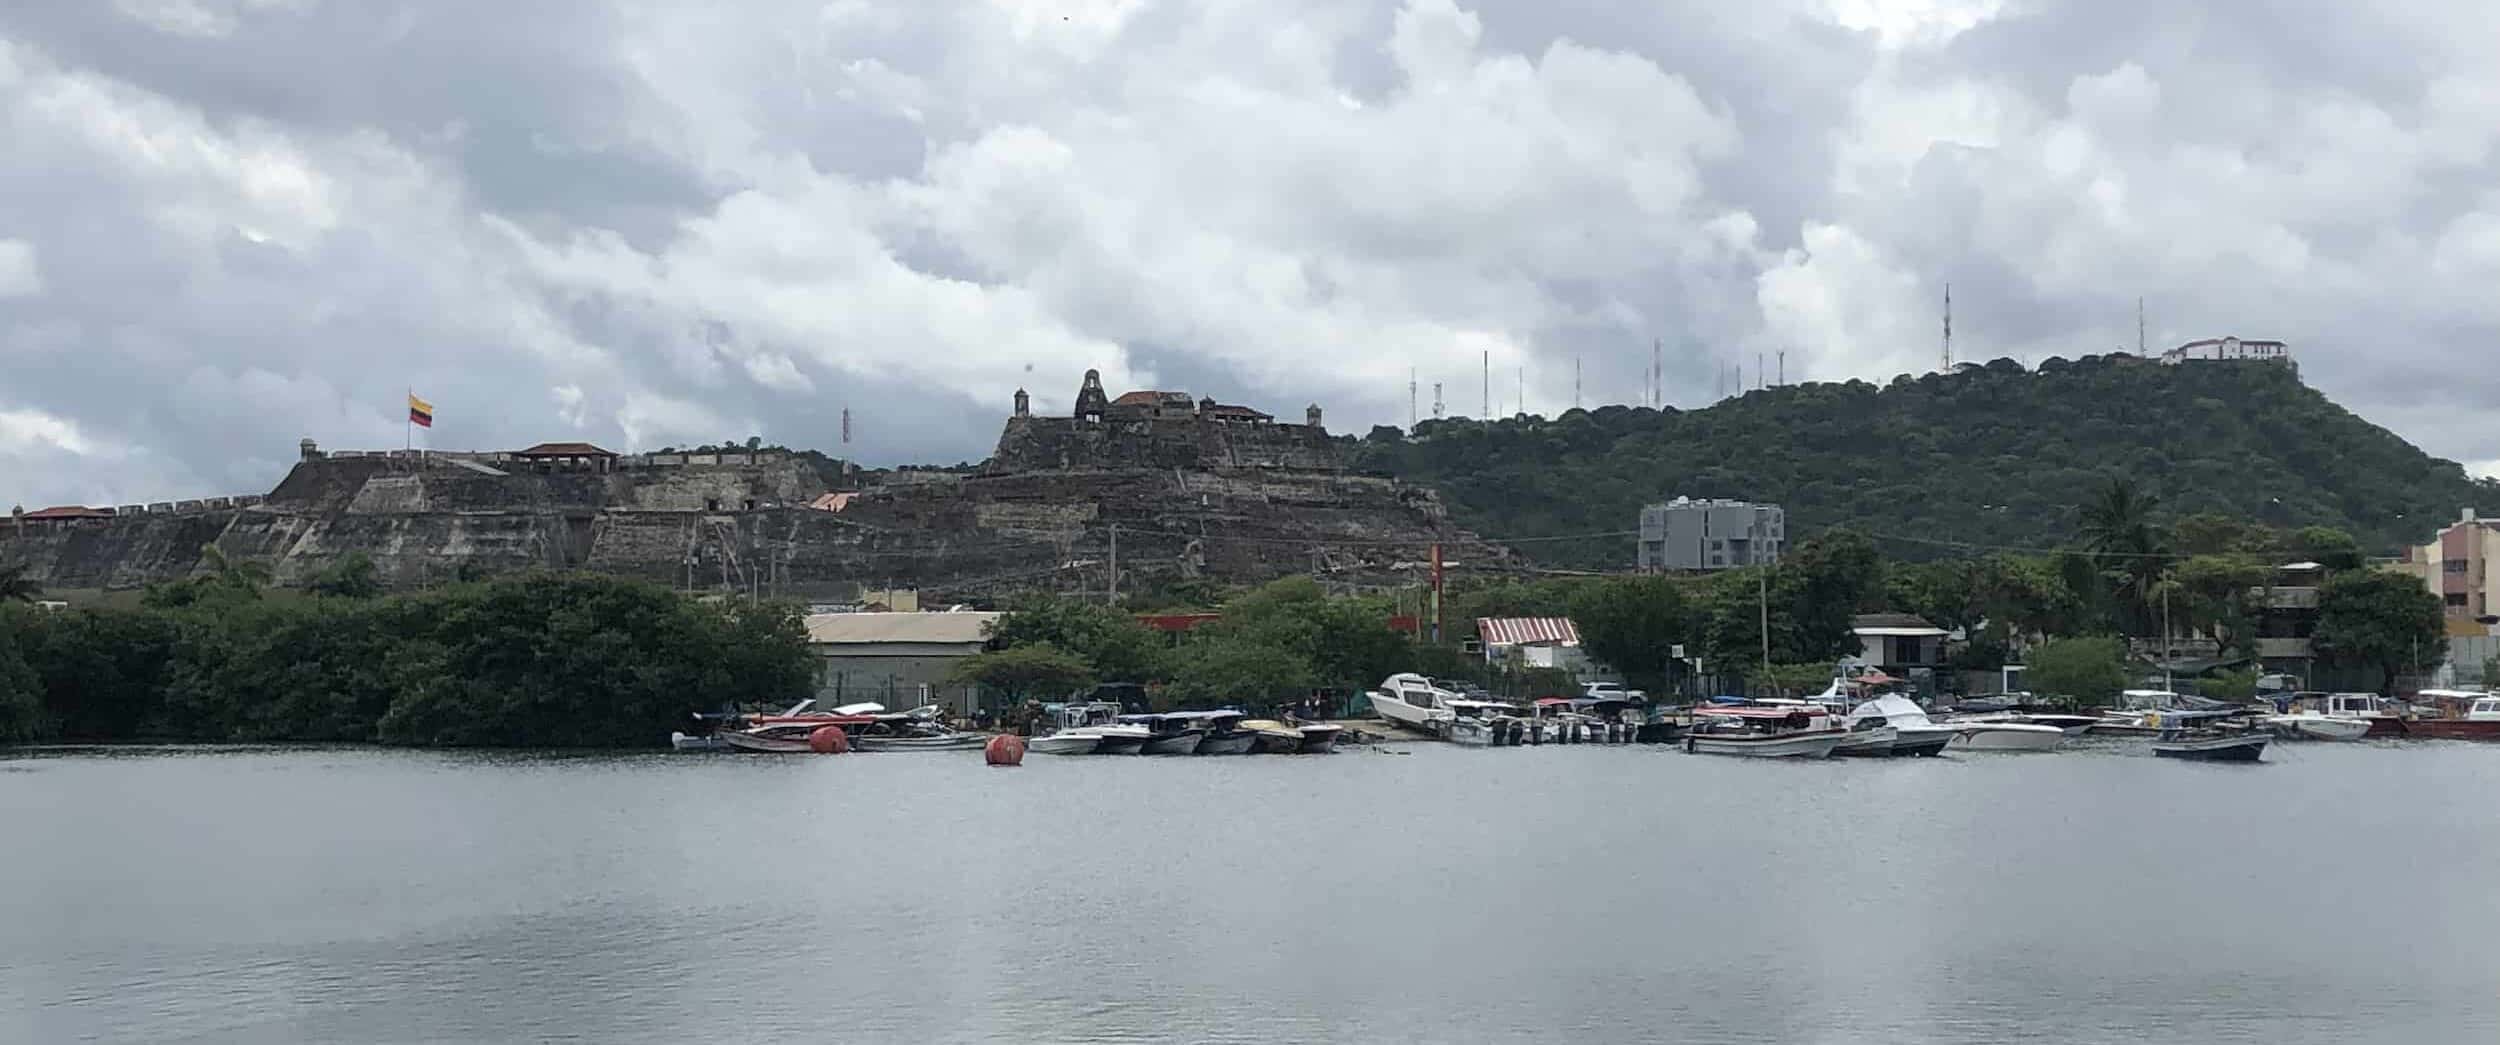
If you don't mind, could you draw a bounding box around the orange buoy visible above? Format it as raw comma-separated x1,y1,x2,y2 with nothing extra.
984,734,1026,766
807,725,850,754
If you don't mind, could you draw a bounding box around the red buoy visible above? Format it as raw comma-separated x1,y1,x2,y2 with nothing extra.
807,725,850,754
984,734,1026,766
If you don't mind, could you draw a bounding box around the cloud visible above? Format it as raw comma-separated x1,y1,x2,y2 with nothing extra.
0,0,2496,511
0,238,37,296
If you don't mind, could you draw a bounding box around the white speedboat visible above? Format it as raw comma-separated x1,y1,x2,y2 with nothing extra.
2262,711,2372,741
1027,731,1102,756
1294,723,1343,753
1682,705,1847,758
1367,673,1464,734
1841,695,1957,757
1948,718,2068,752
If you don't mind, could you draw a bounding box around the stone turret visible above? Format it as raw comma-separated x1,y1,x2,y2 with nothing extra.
1013,388,1030,418
1074,370,1109,422
1306,404,1323,429
299,437,322,461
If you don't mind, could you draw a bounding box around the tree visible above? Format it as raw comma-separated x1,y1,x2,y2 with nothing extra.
1778,529,1887,659
1567,575,1690,692
305,553,383,599
946,644,1096,705
2286,526,2364,571
1205,578,1410,694
987,594,1165,682
2202,666,2259,702
0,611,42,740
1159,637,1313,711
2023,636,2129,709
2165,555,2272,657
196,544,270,596
0,562,41,603
2078,479,2168,635
2313,571,2447,695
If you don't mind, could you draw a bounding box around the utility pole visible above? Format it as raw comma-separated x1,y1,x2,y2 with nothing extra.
1778,350,1785,386
1481,349,1490,418
1756,352,1764,390
2137,296,2146,356
1942,283,1953,373
1652,339,1662,408
1432,382,1443,419
1574,356,1581,411
1758,566,1771,678
1516,366,1524,418
1408,367,1418,429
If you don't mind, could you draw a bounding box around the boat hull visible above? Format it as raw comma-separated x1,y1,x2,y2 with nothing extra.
1832,726,1899,757
1367,691,1448,734
718,731,819,753
2399,719,2500,740
1682,731,1845,758
1249,732,1302,754
1295,725,1343,753
669,732,729,752
2265,715,2372,742
1141,730,1206,755
1095,733,1149,755
1027,733,1102,756
1950,726,2065,752
851,733,989,751
1890,730,1955,757
2152,734,2268,762
1197,731,1257,755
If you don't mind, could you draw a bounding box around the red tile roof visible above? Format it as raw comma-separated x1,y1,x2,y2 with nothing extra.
513,441,617,457
21,505,114,520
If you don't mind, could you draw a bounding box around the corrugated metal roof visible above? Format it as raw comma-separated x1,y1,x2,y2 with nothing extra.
804,611,1001,646
513,441,617,457
1478,617,1580,646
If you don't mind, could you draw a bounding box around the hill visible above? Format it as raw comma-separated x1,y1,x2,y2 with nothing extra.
1351,355,2496,569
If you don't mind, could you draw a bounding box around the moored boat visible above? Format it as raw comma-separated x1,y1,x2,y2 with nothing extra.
1125,714,1208,755
1831,724,1898,757
2261,711,2372,741
718,716,878,752
1030,701,1150,755
1682,705,1847,758
2401,691,2500,740
2149,709,2269,762
1239,719,1304,753
1946,712,2068,752
1841,694,1956,757
1165,711,1257,754
1367,673,1465,734
1294,722,1343,753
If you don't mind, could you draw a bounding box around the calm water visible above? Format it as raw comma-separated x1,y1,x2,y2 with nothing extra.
4,739,2496,1044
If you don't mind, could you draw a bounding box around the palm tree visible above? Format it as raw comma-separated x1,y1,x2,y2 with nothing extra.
2078,479,2169,637
0,562,40,602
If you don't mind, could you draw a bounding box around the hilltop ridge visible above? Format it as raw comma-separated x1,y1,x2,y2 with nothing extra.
1353,354,2493,568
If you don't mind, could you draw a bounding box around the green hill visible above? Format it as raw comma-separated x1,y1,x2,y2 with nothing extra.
1352,355,2495,569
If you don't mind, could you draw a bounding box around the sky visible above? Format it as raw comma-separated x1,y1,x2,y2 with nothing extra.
2,0,2497,508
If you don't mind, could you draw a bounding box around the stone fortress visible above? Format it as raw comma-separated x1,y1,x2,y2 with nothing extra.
4,372,1511,599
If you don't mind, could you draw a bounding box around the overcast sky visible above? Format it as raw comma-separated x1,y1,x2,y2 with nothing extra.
3,0,2497,507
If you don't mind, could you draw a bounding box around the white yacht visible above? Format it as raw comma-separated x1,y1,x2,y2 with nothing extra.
1842,695,1957,757
1367,673,1464,733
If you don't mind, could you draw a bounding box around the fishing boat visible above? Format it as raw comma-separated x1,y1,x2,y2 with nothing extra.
2149,709,2269,762
2394,690,2500,740
1239,719,1304,753
1124,714,1208,755
718,716,878,752
1682,705,1847,758
1294,722,1343,753
1841,695,1956,757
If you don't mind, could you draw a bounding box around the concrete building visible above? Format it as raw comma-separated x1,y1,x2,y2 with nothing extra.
1637,497,1784,571
805,610,1002,713
2393,508,2500,619
2251,562,2324,678
2160,336,2291,364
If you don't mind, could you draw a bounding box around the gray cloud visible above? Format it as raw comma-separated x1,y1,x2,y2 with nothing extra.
1,0,2496,509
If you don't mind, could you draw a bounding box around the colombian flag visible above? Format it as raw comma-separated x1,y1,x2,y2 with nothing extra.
408,393,434,428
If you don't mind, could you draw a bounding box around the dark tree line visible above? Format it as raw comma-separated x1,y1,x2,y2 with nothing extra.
0,572,815,747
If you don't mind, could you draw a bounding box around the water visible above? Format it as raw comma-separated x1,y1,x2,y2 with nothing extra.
4,740,2496,1044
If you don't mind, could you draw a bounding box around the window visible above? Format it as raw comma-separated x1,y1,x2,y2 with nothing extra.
2445,559,2470,574
2445,592,2469,607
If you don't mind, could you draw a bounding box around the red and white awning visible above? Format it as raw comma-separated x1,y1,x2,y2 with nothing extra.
1477,617,1581,646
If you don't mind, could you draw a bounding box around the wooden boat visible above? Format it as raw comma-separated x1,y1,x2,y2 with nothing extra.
1682,705,1846,758
2400,691,2500,739
2149,710,2269,762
